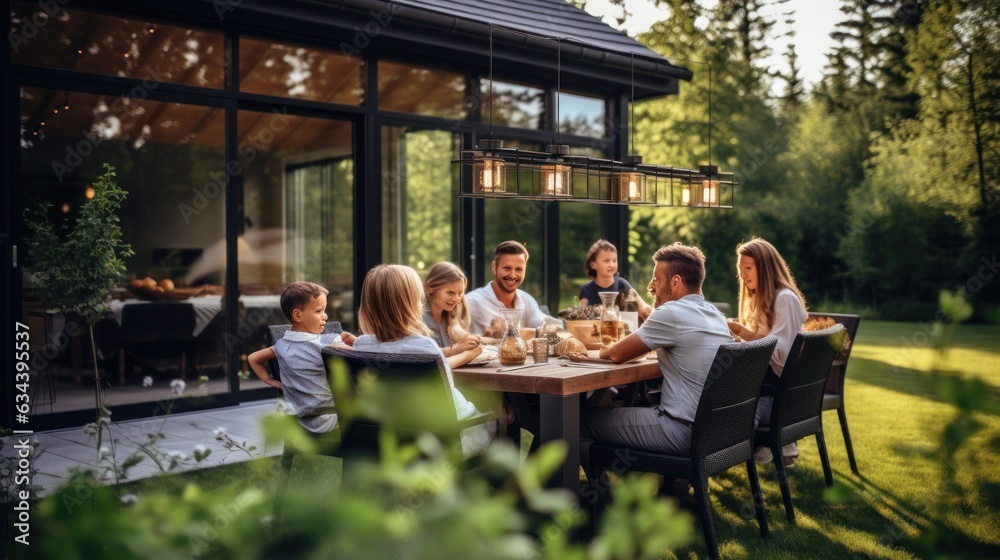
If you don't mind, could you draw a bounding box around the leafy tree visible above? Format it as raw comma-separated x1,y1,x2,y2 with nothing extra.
906,0,1000,305
24,163,134,454
840,119,971,316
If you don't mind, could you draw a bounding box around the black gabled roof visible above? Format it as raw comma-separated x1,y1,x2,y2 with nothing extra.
122,0,688,98
397,0,666,64
390,0,692,98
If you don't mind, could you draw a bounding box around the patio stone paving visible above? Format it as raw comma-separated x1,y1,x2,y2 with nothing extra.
2,399,282,497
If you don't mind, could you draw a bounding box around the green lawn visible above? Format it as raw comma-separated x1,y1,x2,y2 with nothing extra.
690,320,1000,559
117,320,1000,559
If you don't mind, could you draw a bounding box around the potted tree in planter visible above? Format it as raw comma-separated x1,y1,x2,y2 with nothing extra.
23,163,133,454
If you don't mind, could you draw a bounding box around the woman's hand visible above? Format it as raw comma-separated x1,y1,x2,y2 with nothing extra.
727,320,756,341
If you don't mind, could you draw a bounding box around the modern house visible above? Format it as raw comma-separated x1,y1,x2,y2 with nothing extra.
2,0,690,428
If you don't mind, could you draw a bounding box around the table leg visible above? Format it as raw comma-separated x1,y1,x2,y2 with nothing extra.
539,394,580,492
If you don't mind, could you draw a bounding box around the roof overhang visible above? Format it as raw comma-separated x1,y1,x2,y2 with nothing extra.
131,0,690,100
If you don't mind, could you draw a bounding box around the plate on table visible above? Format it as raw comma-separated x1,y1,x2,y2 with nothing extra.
463,360,491,368
467,347,498,367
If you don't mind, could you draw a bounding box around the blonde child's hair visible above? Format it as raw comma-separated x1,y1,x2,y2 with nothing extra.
736,238,806,332
358,264,431,342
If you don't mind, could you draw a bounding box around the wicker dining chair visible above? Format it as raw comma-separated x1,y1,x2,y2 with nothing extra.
808,312,862,474
589,337,778,560
755,324,845,524
322,346,500,479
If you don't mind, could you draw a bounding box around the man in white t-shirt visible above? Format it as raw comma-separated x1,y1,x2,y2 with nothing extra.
465,240,550,441
582,243,732,458
465,240,549,337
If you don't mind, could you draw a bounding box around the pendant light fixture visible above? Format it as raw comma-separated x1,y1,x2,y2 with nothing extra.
539,38,572,197
610,53,647,203
454,26,736,208
470,27,508,194
689,65,735,208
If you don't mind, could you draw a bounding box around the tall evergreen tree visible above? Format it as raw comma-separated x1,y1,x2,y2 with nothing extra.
779,41,805,114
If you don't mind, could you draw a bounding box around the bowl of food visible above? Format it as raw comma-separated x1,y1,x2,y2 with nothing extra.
565,320,600,349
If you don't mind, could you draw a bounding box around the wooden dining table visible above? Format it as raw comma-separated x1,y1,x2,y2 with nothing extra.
453,352,661,493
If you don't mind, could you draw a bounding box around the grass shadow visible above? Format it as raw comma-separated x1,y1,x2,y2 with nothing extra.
848,357,1000,412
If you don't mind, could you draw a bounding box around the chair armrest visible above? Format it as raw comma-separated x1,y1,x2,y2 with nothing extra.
458,410,499,430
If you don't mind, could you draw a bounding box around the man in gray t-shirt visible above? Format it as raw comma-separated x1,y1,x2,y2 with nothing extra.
582,243,731,457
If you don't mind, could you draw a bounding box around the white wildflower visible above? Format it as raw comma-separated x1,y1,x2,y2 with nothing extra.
166,450,187,461
170,379,186,395
213,427,228,440
99,446,110,459
120,494,138,505
142,376,153,388
194,444,207,454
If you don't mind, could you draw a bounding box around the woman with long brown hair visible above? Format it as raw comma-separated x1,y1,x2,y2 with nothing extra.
726,238,808,465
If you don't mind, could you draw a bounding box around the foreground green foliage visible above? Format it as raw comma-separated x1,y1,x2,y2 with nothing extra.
14,319,999,558
23,437,692,560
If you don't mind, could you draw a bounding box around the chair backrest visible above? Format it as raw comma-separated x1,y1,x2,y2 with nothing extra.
770,324,846,437
321,346,459,462
121,302,196,343
807,312,861,396
264,322,342,381
692,336,777,462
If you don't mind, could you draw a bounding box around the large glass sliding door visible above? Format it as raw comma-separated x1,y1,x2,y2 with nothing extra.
236,111,355,383
381,127,460,274
19,87,229,417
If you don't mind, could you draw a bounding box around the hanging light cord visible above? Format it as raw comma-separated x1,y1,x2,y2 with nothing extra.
629,51,635,157
489,24,494,139
708,63,712,170
555,37,562,146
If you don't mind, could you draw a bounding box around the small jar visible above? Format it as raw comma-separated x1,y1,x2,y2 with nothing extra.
544,324,560,356
532,338,549,363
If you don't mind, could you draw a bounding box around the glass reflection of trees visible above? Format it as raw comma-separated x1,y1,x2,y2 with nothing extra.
481,81,545,129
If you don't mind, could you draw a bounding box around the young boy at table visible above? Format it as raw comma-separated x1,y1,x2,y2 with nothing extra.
578,239,653,321
248,281,356,434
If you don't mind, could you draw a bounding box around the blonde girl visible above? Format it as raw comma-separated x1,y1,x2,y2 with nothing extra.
352,264,492,456
422,262,481,365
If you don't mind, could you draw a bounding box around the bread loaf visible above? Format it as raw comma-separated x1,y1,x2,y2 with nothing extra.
554,337,587,357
